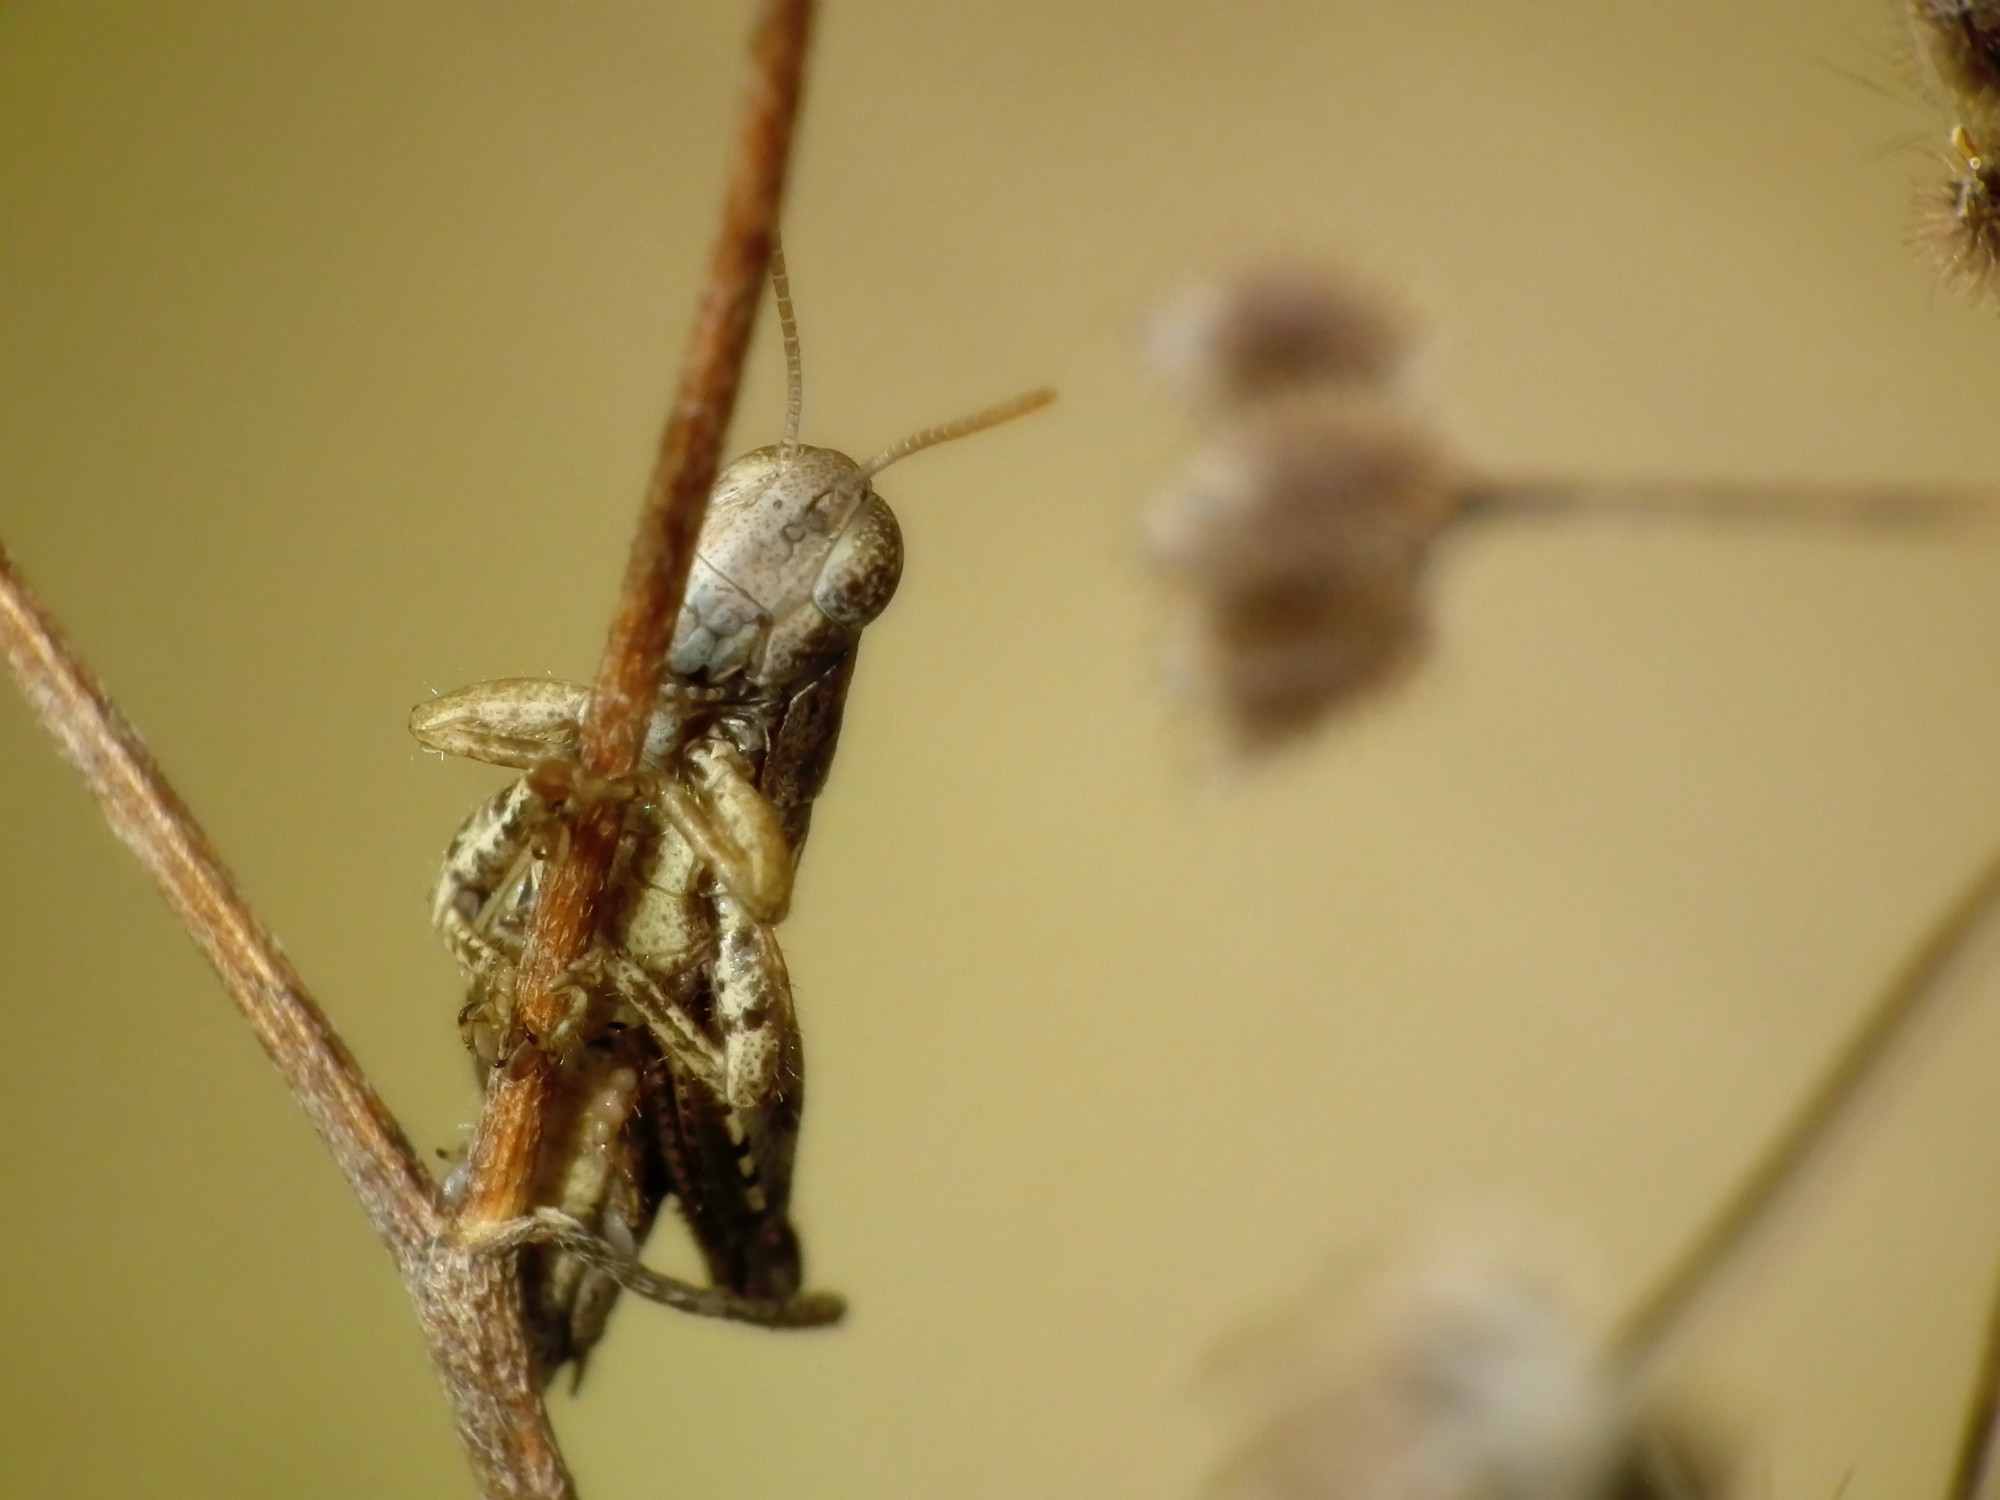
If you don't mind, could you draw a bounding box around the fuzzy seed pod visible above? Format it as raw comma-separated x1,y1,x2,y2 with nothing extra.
1922,125,2000,300
1149,263,1409,409
1206,1258,1729,1500
1909,1,2000,121
1149,393,1464,752
1193,575,1429,749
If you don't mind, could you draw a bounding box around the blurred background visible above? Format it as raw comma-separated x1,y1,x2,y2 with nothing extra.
4,2,2000,1495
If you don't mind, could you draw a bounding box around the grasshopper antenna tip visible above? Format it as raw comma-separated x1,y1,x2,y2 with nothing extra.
856,386,1056,483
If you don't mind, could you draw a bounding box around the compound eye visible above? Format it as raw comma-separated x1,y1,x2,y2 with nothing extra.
811,493,903,627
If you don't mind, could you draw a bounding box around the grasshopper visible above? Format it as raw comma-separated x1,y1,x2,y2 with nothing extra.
413,240,1051,1380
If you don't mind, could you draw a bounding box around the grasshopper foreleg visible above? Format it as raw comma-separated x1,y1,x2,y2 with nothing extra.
644,738,795,923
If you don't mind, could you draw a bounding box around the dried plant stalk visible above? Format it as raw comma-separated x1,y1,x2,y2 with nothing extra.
1614,846,2000,1375
0,547,575,1495
459,0,814,1233
0,545,440,1258
0,2,816,1495
1466,477,2000,528
1952,1259,2000,1500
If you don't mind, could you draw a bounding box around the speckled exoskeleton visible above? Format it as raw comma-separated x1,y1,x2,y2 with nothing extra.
413,241,1051,1379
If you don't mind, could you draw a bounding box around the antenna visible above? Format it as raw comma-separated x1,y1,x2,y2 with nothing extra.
854,386,1056,485
771,229,804,468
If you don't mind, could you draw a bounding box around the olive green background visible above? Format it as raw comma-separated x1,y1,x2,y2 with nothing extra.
4,3,2000,1496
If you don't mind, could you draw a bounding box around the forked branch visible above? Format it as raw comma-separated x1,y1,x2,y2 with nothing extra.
0,546,440,1260
0,3,817,1498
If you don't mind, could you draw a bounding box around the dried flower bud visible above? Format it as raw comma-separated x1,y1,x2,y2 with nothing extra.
1909,1,2000,120
1149,394,1464,752
1150,264,1409,409
1207,1258,1728,1500
1922,124,2000,300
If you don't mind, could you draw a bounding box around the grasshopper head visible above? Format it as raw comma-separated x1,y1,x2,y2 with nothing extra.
665,236,1052,693
668,445,903,690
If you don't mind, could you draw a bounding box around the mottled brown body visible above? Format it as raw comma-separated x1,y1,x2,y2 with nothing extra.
419,445,899,1379
430,643,865,1380
415,294,1046,1377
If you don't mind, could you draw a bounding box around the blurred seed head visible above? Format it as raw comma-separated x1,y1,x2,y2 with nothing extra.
1145,260,1466,755
1151,397,1458,581
1150,262,1411,409
1149,395,1460,751
1184,571,1429,752
1206,1255,1727,1500
1908,1,2000,119
1904,2,2000,302
1920,125,2000,300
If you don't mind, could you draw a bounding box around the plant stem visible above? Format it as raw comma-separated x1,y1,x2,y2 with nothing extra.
1950,1256,2000,1500
0,3,818,1494
1614,847,2000,1374
457,0,815,1236
0,545,439,1258
1466,477,2000,528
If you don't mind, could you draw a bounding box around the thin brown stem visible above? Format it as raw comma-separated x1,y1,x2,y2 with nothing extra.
457,0,814,1230
0,4,817,1495
1613,845,2000,1372
1950,1258,2000,1500
1465,477,2000,529
0,544,439,1257
413,1249,577,1500
0,545,576,1499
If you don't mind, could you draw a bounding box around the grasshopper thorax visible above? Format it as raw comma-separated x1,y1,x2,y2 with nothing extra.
669,444,904,690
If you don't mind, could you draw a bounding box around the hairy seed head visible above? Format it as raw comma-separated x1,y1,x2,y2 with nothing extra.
1922,125,2000,301
1909,0,2000,118
1206,1255,1728,1500
1149,394,1463,752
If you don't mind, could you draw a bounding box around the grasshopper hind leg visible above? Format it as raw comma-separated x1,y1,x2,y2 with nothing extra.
647,1039,804,1305
517,1027,670,1387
